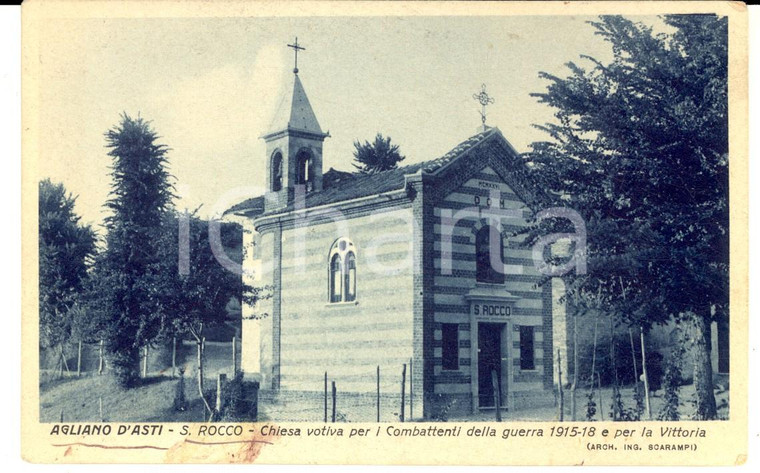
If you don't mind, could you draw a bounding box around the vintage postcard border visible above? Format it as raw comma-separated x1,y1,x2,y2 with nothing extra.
20,0,749,465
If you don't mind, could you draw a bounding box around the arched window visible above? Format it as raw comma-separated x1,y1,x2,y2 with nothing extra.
328,238,357,303
345,253,357,302
271,151,283,192
475,225,505,284
296,150,312,190
330,254,342,303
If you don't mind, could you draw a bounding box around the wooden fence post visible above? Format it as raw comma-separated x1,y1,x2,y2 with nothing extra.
232,336,237,375
142,346,149,378
215,373,226,419
597,372,604,421
629,329,639,383
557,349,564,421
640,327,652,420
610,321,619,421
400,364,406,422
197,338,206,405
76,341,82,377
98,339,104,375
172,337,177,378
571,312,578,421
376,365,380,422
409,358,413,420
331,381,337,423
491,370,502,422
60,344,70,377
324,372,328,423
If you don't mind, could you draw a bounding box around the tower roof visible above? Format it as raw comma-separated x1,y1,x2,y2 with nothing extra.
263,73,326,139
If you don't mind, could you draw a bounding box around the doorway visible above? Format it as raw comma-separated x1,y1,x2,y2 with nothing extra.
478,322,504,408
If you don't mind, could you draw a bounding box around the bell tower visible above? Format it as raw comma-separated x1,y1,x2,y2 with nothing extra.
263,38,329,212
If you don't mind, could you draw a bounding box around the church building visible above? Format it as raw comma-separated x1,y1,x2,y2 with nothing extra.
225,44,570,419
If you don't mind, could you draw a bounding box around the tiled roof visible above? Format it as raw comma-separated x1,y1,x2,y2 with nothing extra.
225,195,265,216
225,128,499,217
419,128,498,173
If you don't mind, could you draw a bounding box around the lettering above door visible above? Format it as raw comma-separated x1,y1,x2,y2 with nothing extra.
473,304,511,317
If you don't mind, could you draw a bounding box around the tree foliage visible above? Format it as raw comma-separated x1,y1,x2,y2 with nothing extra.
523,15,728,418
93,113,175,387
157,212,243,343
352,133,405,174
658,342,685,421
38,179,96,349
153,211,245,418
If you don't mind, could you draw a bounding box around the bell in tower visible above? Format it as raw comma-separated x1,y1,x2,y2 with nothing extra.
262,38,329,212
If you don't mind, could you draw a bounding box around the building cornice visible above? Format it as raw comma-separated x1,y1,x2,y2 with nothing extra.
261,127,330,142
252,187,412,233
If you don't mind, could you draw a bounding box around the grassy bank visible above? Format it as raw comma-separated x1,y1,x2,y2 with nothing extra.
40,374,215,423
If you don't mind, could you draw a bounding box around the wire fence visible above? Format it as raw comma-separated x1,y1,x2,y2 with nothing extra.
260,360,420,423
40,337,242,382
41,324,701,422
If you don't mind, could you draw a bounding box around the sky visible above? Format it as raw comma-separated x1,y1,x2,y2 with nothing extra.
36,14,663,229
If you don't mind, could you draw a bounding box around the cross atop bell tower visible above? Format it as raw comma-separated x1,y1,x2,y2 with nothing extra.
287,37,305,74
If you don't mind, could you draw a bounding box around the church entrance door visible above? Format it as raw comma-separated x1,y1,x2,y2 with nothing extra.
478,322,504,408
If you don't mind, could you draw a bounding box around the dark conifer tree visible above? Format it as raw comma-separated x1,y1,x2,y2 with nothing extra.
352,133,405,174
95,113,175,387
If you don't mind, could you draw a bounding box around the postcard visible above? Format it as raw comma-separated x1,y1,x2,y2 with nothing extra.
21,0,749,465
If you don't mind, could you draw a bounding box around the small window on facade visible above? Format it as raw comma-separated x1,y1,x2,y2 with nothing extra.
345,252,356,302
328,238,357,303
519,325,535,370
271,152,283,192
441,323,459,370
476,225,505,284
329,254,342,302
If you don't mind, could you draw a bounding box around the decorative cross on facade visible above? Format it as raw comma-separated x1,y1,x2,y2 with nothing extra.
473,84,495,127
287,37,306,74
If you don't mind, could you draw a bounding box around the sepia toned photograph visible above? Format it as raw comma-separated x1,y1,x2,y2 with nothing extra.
21,0,748,465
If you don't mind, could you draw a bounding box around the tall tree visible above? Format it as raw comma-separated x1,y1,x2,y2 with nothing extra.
95,113,175,387
352,133,405,174
524,15,728,419
38,179,96,361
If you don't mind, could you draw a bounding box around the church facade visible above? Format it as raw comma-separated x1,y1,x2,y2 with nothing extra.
226,66,569,419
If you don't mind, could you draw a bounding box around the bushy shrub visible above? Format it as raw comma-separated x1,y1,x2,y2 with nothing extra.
108,346,141,387
585,391,597,421
657,346,684,421
577,333,663,391
633,383,645,419
219,373,259,422
612,387,642,421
